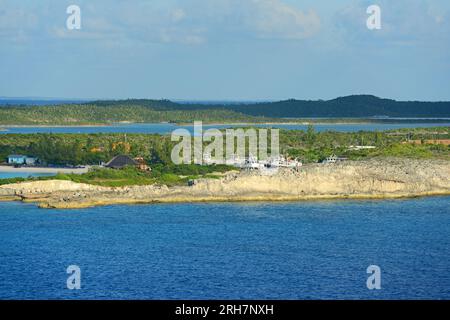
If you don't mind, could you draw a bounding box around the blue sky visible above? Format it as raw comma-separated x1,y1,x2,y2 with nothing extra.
0,0,449,101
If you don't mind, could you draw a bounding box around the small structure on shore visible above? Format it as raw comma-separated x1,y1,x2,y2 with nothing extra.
105,155,138,169
265,155,302,169
243,154,302,171
105,155,151,171
322,154,347,164
204,152,302,171
7,155,37,166
348,145,376,150
133,157,151,172
188,179,197,187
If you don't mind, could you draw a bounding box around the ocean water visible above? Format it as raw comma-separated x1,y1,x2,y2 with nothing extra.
1,122,449,135
0,197,449,300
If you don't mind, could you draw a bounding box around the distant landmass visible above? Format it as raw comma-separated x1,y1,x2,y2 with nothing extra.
0,97,89,106
0,95,449,125
89,95,450,118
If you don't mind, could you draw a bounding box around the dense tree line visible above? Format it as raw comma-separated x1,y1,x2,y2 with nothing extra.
0,104,259,125
0,127,448,166
1,95,449,126
226,95,450,118
0,133,175,166
87,95,450,118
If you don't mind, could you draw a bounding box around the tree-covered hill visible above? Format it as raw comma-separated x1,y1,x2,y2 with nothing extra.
0,95,449,125
168,95,450,118
0,104,262,125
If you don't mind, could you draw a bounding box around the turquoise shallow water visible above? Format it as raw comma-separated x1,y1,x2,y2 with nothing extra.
0,197,449,300
0,172,55,179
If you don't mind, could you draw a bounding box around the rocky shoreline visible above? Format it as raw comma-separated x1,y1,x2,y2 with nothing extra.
1,158,449,209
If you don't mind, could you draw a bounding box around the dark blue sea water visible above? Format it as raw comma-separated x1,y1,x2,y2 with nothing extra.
0,197,449,300
1,122,449,135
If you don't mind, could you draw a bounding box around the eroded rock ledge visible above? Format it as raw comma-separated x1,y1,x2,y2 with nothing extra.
1,158,449,209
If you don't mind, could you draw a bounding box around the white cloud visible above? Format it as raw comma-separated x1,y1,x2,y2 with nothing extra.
171,8,186,22
159,27,206,45
0,3,39,43
180,0,321,41
334,0,450,46
247,0,321,39
0,0,320,45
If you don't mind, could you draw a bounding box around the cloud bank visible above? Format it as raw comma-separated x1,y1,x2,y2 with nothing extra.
0,0,321,45
334,0,450,46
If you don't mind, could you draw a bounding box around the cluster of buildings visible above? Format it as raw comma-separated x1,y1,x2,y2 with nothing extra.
6,155,38,166
5,151,352,172
4,154,151,172
203,153,302,170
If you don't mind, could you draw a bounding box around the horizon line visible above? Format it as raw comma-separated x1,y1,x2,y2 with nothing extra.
1,94,450,104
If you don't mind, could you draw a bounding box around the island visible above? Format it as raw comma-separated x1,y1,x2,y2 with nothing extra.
0,125,448,209
0,158,449,209
1,95,450,125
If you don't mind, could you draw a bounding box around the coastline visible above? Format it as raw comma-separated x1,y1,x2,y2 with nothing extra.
1,118,449,129
35,191,450,209
0,124,112,128
176,119,450,126
1,158,449,209
0,165,89,174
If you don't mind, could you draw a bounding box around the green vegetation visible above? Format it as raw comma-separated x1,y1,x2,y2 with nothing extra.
0,103,264,125
0,133,175,166
55,164,231,187
53,166,154,187
281,126,449,162
0,126,448,187
0,95,449,125
0,164,233,187
0,164,234,187
0,127,448,167
223,95,450,118
0,177,31,186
